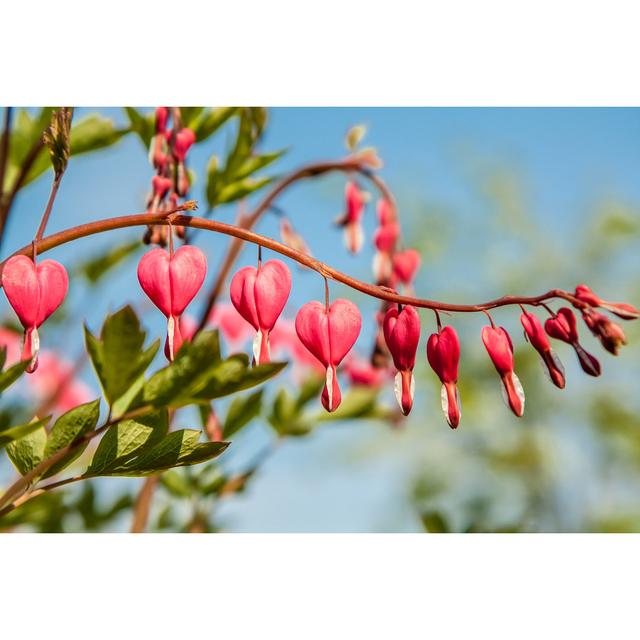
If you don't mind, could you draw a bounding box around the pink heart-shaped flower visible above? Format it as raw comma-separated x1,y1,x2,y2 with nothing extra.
230,259,292,332
137,245,207,318
1,255,68,329
295,299,362,367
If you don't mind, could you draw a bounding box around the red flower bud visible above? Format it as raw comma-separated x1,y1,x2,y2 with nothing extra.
295,299,362,412
335,181,365,253
383,305,420,415
377,198,395,225
426,326,461,428
230,259,292,366
152,175,172,199
574,284,640,320
581,309,627,355
155,107,169,134
1,255,68,373
545,307,601,377
173,127,196,162
520,310,565,388
392,249,421,286
481,326,525,417
137,246,207,361
373,221,400,253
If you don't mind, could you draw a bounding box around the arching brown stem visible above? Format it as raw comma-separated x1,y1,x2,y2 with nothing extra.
0,206,583,313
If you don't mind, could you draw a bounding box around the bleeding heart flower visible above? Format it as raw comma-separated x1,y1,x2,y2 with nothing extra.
295,299,362,412
581,309,627,355
426,326,462,428
152,175,172,199
335,181,365,253
392,249,421,287
383,305,421,415
544,307,601,377
208,303,255,350
173,127,196,162
1,255,68,373
481,325,525,417
574,284,640,320
137,245,207,361
377,198,395,225
230,259,292,365
520,310,565,388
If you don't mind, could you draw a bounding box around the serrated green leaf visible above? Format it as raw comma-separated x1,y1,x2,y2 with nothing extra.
223,389,264,438
142,331,222,407
85,306,159,411
7,423,48,475
87,411,168,475
96,429,229,476
0,359,29,394
0,416,50,450
190,359,286,404
42,399,101,478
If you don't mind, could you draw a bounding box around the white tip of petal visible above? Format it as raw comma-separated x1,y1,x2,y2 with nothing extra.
440,383,461,426
500,372,525,416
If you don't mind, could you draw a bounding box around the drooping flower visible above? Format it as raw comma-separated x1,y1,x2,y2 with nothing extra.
172,127,196,162
208,303,255,350
155,106,169,134
383,305,421,415
335,181,366,253
481,325,525,417
574,284,640,320
544,307,601,377
151,175,172,200
1,255,68,373
230,259,292,365
295,299,362,412
426,325,462,428
137,245,207,361
520,310,565,388
392,249,421,288
581,309,627,355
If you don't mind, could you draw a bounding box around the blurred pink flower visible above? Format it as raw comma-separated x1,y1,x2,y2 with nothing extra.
208,302,254,349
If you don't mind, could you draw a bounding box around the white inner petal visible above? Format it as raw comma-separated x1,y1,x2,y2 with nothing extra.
252,330,262,364
440,383,449,423
326,366,334,409
167,317,175,360
512,372,526,410
394,371,403,410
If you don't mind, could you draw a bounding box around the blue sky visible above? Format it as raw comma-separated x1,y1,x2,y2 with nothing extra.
2,108,639,531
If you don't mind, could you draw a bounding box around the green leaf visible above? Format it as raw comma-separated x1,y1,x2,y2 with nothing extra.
223,389,264,438
85,306,159,412
205,155,221,209
77,239,140,284
142,331,222,407
96,429,229,476
0,359,29,395
6,422,48,475
192,107,237,141
124,107,155,148
0,416,50,450
43,399,101,478
225,108,255,177
295,375,325,410
87,411,168,475
268,388,312,437
232,149,285,182
421,511,450,533
189,358,286,404
160,470,193,498
70,114,127,155
214,176,274,205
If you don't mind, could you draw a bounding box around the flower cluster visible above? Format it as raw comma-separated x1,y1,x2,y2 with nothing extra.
144,106,196,246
